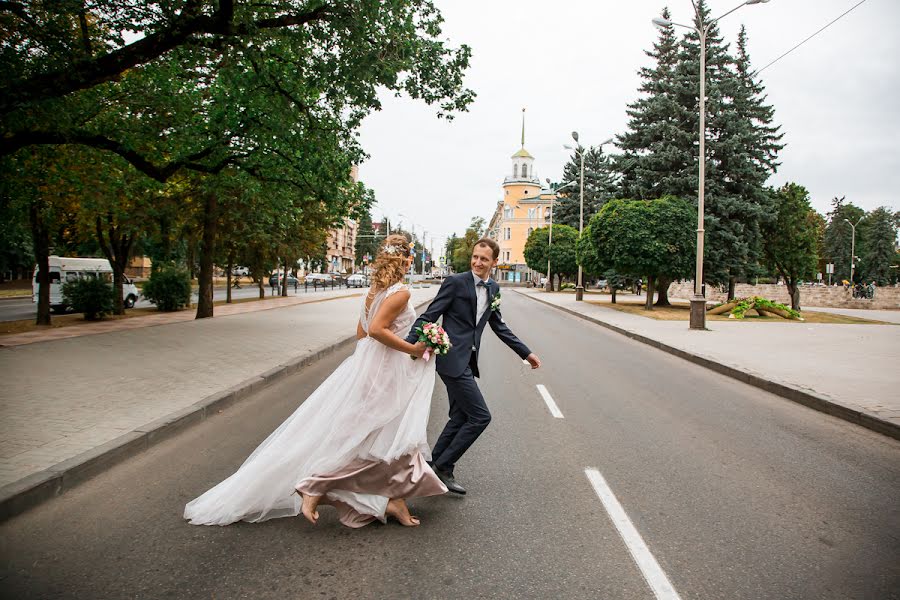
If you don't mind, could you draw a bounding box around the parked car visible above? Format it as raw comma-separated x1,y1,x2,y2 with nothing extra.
304,273,332,284
232,266,250,277
346,273,367,288
269,273,300,287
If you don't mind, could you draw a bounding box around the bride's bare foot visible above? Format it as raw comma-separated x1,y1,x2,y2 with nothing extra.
386,498,420,527
297,490,320,525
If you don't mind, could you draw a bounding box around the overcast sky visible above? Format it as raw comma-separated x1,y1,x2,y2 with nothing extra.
357,0,899,253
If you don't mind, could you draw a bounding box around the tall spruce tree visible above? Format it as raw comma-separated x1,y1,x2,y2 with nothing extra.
824,197,866,282
859,207,899,285
616,7,694,201
553,146,618,229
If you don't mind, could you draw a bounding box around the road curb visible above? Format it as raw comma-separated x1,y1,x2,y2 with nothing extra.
515,290,900,443
0,297,434,522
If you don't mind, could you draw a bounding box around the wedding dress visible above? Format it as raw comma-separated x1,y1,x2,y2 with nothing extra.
184,282,446,527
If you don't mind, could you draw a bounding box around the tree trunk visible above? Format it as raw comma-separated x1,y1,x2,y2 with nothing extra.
655,276,671,306
611,287,617,304
195,191,217,319
95,215,134,315
30,201,51,326
787,278,801,312
727,276,736,301
644,275,655,310
258,277,265,299
281,257,288,296
226,256,233,304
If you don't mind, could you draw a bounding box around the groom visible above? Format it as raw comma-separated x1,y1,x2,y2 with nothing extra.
406,238,541,494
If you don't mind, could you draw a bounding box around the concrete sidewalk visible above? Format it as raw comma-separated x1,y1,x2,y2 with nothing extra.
515,288,900,440
0,286,438,518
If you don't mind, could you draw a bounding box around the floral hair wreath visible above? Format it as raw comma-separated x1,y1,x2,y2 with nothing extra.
381,243,411,256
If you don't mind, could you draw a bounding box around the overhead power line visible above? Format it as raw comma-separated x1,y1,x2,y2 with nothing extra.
756,0,869,75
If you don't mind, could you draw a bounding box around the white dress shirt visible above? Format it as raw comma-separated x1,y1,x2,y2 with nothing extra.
472,271,489,323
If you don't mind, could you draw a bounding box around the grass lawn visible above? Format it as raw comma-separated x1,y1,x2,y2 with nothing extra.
588,300,891,325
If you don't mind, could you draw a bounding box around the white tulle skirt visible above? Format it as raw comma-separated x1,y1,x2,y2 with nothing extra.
184,336,445,527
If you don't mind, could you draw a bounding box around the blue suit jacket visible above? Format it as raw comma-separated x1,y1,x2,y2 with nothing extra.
406,272,531,378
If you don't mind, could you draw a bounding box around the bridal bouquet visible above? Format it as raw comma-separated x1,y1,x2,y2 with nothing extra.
411,322,452,362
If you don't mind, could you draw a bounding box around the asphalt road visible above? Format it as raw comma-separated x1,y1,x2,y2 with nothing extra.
1,293,898,599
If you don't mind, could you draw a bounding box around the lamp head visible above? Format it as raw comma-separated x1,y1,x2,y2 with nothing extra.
652,17,672,29
571,131,579,143
563,144,574,151
745,0,770,5
601,137,614,146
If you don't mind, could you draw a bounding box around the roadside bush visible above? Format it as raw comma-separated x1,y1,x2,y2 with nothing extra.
62,276,115,321
143,264,191,311
560,282,575,290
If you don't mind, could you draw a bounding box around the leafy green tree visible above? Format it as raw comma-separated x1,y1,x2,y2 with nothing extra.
762,184,819,311
590,197,695,310
0,195,34,281
524,225,579,286
451,217,486,274
824,197,866,283
1,1,475,181
355,212,380,268
859,207,899,285
445,234,461,274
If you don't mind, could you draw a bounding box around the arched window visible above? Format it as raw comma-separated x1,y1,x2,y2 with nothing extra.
521,164,528,178
513,164,519,178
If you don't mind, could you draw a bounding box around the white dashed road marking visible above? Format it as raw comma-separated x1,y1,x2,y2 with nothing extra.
585,468,682,600
536,384,564,419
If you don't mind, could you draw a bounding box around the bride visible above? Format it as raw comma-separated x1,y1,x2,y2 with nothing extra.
184,235,447,528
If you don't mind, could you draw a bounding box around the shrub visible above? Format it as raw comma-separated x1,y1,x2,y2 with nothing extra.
560,282,575,290
62,276,115,321
142,264,191,311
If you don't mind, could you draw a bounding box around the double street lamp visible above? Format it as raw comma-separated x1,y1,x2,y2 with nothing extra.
653,0,770,329
843,217,863,283
564,133,614,301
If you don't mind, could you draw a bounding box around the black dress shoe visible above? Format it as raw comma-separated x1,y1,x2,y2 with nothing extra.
431,465,466,495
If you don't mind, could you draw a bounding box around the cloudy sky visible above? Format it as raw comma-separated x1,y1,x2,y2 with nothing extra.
357,0,899,253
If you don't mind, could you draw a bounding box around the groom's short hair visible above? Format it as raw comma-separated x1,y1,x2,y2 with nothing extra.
474,238,500,260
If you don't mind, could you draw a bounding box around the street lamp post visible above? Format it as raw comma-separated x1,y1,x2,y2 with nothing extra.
653,0,770,329
843,217,863,283
564,135,613,301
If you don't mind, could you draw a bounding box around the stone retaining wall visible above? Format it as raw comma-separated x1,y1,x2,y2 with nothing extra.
667,281,900,310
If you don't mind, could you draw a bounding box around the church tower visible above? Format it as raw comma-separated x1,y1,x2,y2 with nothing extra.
502,108,541,197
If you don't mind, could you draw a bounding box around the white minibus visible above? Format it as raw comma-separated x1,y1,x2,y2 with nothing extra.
32,256,140,313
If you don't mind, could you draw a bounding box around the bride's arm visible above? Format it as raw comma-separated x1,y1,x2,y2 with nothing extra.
368,290,426,356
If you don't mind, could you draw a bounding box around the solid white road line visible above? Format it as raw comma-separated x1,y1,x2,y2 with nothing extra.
584,468,682,600
536,384,564,419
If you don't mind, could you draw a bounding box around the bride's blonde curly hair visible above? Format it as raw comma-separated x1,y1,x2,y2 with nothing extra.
370,234,412,290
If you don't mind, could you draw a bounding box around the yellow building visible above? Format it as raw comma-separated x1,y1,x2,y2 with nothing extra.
487,119,557,283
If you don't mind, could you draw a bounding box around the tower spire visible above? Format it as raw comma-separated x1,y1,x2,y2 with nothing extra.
521,107,526,148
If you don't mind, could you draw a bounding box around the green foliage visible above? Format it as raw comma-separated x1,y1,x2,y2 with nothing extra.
553,147,618,229
762,183,819,310
589,196,695,281
560,283,575,290
61,276,115,321
858,207,899,285
723,296,800,320
616,4,782,286
576,224,604,277
451,217,486,274
142,264,191,312
523,224,579,280
824,197,866,282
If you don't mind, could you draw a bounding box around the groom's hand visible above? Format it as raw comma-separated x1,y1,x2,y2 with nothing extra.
525,353,541,369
